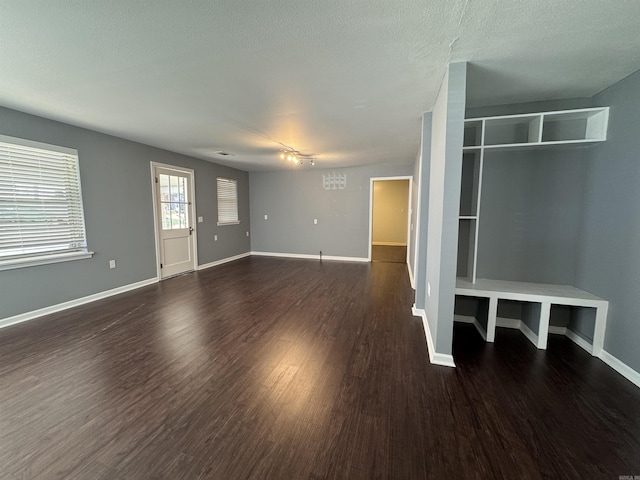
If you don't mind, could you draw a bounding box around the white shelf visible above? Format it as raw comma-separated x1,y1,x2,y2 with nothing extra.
455,106,611,353
455,278,608,355
481,138,604,151
463,107,609,148
456,106,609,286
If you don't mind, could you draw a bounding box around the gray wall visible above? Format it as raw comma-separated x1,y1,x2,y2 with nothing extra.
467,98,593,284
476,148,587,284
413,113,432,310
0,106,250,320
465,78,640,374
249,163,413,258
408,153,420,283
574,68,640,373
424,62,467,355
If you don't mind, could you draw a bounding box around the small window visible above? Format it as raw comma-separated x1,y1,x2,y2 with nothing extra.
158,173,189,230
0,134,92,270
217,177,239,225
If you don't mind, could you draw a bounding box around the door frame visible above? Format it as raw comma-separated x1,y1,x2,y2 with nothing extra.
150,162,198,280
368,175,413,263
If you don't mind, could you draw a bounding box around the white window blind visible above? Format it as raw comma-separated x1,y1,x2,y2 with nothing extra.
216,177,239,225
0,135,89,266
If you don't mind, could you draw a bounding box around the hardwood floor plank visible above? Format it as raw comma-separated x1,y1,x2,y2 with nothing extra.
0,257,639,479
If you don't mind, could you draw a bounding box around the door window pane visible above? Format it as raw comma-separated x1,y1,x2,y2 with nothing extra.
159,173,190,230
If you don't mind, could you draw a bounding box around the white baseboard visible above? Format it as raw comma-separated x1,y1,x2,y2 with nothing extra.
407,263,415,289
198,252,250,270
456,315,569,345
495,317,521,329
599,350,640,389
454,314,639,390
412,306,456,367
0,277,158,330
372,242,407,246
518,322,539,347
250,251,369,263
454,314,487,340
565,329,594,355
548,326,567,335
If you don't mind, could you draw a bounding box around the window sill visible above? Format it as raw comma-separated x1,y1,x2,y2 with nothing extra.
217,221,241,226
0,251,95,271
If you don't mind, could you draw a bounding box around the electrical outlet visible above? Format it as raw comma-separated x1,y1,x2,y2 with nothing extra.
246,231,249,237
264,214,268,220
427,282,431,297
214,235,218,241
109,259,116,269
198,216,203,223
313,218,318,224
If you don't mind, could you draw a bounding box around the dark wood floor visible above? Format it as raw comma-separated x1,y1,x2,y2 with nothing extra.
371,245,407,263
0,257,639,479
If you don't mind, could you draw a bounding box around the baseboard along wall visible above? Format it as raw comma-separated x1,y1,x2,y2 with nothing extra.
454,315,640,389
250,251,369,262
0,277,158,330
412,306,456,368
0,251,252,331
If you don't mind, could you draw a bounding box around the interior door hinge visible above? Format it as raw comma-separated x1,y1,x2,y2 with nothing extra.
160,263,163,268
155,177,158,183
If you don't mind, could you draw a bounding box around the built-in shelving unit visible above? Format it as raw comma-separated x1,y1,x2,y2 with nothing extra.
455,106,610,355
457,107,609,283
462,107,609,150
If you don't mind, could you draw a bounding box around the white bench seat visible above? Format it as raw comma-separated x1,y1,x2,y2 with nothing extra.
455,278,608,355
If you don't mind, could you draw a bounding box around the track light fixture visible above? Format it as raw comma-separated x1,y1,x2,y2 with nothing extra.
278,147,316,166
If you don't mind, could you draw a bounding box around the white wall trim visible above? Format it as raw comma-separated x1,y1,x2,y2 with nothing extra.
454,314,487,340
565,329,594,355
368,176,413,262
457,315,572,340
548,325,567,335
250,251,369,263
412,306,456,367
453,315,640,390
150,162,198,280
599,350,640,389
198,252,251,270
407,263,415,289
0,277,158,330
412,153,422,299
0,250,95,272
495,317,521,329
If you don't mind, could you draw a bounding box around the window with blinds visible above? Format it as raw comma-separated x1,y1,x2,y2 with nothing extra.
0,134,91,269
216,177,239,225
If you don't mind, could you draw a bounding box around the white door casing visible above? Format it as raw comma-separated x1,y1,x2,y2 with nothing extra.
368,176,413,263
151,163,197,279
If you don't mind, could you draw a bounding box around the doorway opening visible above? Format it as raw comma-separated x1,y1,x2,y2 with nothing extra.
369,177,411,263
151,162,198,279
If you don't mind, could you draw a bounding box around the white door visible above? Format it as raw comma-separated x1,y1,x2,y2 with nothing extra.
153,165,196,279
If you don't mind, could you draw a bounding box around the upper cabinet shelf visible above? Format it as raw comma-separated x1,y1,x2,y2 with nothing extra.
463,107,609,149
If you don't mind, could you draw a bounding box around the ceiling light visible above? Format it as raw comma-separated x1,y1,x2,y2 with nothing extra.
278,147,316,167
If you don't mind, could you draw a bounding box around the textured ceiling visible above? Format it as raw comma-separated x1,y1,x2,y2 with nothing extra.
1,0,639,171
